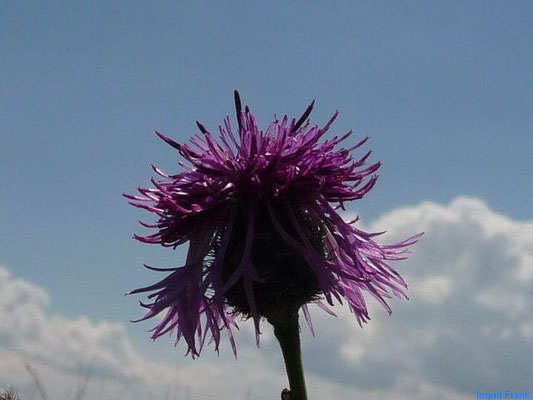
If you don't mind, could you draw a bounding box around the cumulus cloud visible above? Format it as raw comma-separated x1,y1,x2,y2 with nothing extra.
298,196,533,397
1,196,532,399
0,266,150,381
0,265,284,400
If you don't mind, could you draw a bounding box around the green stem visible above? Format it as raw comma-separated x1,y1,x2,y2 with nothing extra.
272,313,308,400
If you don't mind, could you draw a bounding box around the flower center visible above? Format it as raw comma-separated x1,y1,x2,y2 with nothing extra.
219,200,325,320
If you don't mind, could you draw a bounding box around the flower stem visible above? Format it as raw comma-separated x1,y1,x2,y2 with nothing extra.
272,312,308,400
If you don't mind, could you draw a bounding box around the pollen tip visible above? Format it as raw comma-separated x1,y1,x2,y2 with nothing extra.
234,91,242,110
196,120,208,134
234,91,243,129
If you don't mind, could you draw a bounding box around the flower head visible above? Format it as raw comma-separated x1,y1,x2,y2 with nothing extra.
125,91,421,358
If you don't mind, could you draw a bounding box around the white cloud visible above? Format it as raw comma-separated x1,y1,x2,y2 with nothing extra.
0,265,287,400
1,196,532,399
0,267,148,382
415,275,453,303
313,196,533,395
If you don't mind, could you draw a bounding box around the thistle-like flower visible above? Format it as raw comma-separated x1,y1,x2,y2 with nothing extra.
125,92,421,365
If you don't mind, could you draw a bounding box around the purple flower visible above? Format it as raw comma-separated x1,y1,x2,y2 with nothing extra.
125,91,421,358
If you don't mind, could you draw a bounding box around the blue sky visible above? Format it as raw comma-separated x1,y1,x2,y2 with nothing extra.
1,2,532,399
